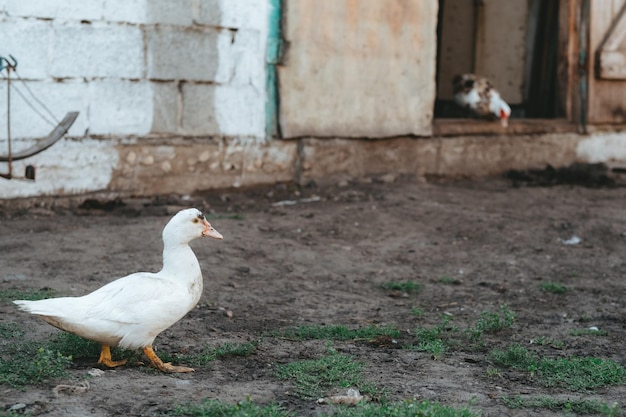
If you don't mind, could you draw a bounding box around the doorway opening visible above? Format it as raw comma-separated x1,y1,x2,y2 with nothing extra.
435,0,564,122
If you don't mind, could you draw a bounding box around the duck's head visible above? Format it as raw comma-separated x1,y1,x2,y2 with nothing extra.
163,208,223,245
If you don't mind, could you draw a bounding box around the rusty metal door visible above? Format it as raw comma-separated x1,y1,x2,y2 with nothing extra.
277,0,438,138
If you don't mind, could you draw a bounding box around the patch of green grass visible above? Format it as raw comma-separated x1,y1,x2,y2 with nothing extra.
409,315,456,358
0,331,139,387
579,313,593,322
485,367,501,378
0,322,24,339
0,324,74,387
406,306,516,356
0,288,56,302
47,332,102,358
274,325,400,341
466,305,515,345
439,276,460,285
325,399,478,417
275,348,381,400
489,343,626,391
489,343,537,369
571,328,608,337
47,332,139,363
380,281,421,294
539,282,567,294
502,395,621,416
0,347,72,387
171,399,294,417
410,307,425,317
175,342,257,367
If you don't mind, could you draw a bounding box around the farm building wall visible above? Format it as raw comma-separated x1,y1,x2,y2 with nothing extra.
1,0,626,203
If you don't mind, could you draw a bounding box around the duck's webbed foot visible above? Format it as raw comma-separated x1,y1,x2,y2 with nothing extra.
98,345,128,368
142,346,194,373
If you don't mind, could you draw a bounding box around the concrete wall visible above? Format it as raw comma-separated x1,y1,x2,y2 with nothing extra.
0,0,270,198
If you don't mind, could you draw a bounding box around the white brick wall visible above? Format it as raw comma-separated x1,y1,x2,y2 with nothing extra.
0,20,51,79
214,84,265,137
0,80,88,140
0,0,269,139
51,22,145,79
146,0,194,26
5,0,102,21
88,79,153,135
194,0,268,31
146,27,222,81
0,0,270,198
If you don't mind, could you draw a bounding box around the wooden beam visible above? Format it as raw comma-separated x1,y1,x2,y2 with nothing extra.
599,50,626,79
597,1,626,79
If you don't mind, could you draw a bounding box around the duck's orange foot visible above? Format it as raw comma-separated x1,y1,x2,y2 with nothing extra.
98,345,127,368
143,346,194,373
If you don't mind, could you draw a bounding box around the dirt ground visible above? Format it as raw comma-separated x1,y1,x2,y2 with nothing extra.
1,173,626,416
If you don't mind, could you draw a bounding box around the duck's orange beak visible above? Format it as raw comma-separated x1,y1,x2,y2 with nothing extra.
500,109,509,128
202,220,223,239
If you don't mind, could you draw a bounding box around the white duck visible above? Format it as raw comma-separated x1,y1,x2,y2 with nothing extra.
14,208,223,373
453,73,511,127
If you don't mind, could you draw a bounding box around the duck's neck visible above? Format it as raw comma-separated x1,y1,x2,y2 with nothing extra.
160,241,202,281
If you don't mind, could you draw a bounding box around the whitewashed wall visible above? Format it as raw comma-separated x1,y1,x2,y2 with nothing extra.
0,0,270,198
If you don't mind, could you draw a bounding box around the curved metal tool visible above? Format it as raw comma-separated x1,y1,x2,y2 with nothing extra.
1,53,79,180
0,111,79,162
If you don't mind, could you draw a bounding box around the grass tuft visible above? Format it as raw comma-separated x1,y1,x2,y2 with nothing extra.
539,282,567,294
410,315,455,358
274,325,400,341
502,395,621,416
489,343,626,391
407,306,515,356
439,276,461,285
0,322,24,339
0,347,72,387
171,399,294,417
47,332,141,363
467,305,516,343
380,281,421,294
274,348,381,400
326,399,478,417
0,288,57,302
174,342,257,367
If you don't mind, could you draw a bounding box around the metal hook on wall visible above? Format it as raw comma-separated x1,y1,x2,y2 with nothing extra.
0,54,18,72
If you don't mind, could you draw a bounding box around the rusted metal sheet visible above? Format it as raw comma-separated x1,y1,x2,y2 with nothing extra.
278,0,438,138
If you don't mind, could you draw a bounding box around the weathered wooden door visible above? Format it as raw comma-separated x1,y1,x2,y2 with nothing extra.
277,0,438,138
588,0,626,123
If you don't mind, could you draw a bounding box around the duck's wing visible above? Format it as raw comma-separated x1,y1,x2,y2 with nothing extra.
14,272,191,346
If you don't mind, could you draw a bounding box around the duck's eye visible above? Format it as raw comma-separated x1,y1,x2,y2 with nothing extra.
192,218,200,224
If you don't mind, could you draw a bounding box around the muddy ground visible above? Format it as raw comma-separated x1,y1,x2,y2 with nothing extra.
1,173,626,416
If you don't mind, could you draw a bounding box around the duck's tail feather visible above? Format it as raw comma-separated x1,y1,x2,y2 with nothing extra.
13,298,70,317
